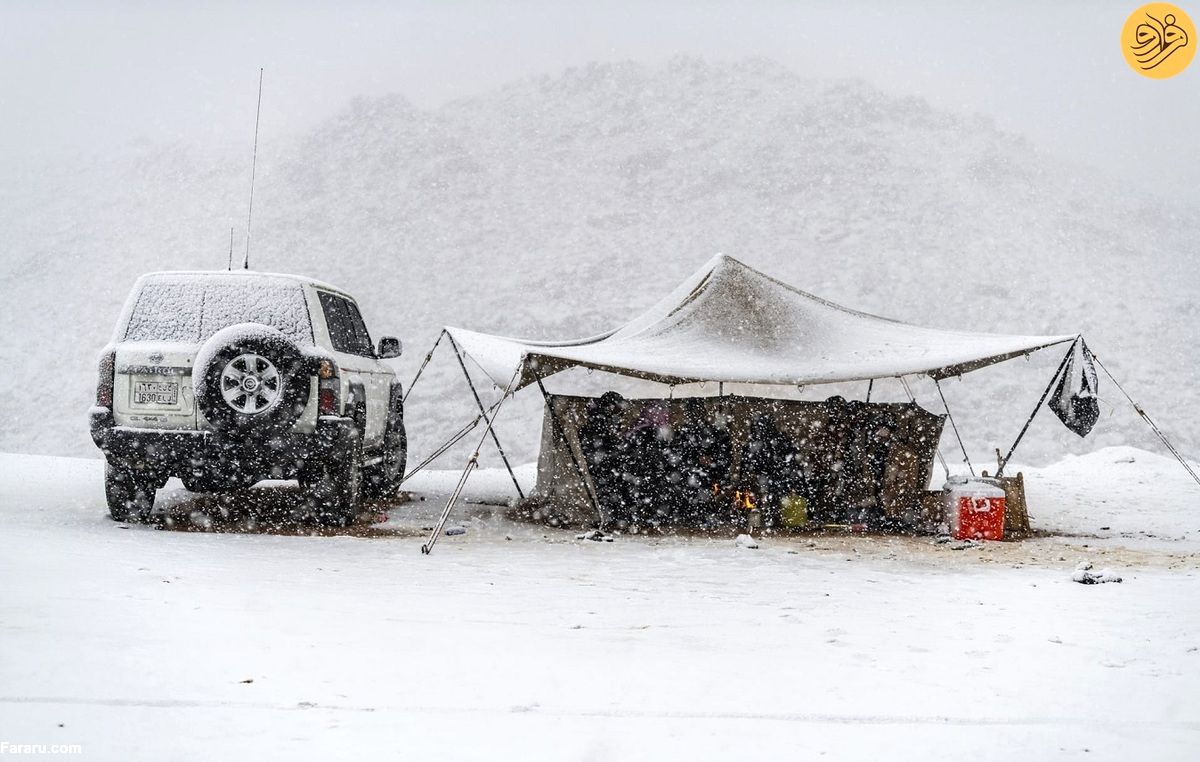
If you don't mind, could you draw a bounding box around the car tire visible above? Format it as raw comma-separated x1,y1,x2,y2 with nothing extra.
192,323,313,437
105,463,155,522
362,389,407,500
302,431,362,527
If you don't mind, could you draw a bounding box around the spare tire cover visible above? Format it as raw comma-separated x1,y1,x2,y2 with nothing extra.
192,323,313,436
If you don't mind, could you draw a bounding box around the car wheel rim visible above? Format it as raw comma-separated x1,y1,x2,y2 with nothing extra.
219,353,281,414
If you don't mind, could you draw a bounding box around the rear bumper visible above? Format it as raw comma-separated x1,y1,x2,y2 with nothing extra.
89,406,354,488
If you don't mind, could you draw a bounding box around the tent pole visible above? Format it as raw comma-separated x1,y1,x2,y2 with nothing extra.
934,377,975,477
901,376,950,481
398,396,505,487
402,329,446,404
421,369,521,555
996,337,1079,477
446,333,526,501
531,362,607,529
1092,354,1200,489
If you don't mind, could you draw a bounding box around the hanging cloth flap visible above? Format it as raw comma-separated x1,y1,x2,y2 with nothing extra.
1050,340,1099,437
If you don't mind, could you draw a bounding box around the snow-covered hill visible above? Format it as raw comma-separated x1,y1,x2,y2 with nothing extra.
1,57,1196,466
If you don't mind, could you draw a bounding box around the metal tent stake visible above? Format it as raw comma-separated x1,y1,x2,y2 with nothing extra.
996,337,1079,478
398,329,522,492
900,376,950,481
421,369,521,555
397,395,504,488
402,330,446,405
934,377,975,477
447,333,526,500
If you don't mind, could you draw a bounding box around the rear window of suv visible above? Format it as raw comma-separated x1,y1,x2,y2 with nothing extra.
123,277,314,345
317,291,374,357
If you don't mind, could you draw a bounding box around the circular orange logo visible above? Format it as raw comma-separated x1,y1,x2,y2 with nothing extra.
1122,3,1195,78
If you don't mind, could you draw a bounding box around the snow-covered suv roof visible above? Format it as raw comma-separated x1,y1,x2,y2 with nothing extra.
137,270,355,300
113,270,357,346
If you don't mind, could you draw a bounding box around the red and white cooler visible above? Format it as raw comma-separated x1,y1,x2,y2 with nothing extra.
943,477,1006,541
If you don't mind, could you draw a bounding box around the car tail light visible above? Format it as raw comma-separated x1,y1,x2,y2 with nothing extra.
96,350,116,407
317,359,339,415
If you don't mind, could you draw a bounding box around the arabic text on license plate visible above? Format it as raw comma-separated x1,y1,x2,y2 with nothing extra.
134,381,178,406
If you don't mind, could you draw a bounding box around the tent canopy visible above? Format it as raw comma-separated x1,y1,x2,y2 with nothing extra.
446,254,1076,391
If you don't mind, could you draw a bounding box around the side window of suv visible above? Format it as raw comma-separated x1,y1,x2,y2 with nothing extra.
318,292,374,357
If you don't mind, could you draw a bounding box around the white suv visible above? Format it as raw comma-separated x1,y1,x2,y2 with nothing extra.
89,271,407,526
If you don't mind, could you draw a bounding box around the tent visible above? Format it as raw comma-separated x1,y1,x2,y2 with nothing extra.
531,392,947,528
410,255,1099,551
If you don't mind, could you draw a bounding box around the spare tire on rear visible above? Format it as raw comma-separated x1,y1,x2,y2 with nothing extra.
193,323,313,437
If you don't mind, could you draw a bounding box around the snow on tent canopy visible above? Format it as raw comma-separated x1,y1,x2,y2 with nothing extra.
445,254,1078,390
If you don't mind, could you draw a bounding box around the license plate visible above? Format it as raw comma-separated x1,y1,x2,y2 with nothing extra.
134,381,179,406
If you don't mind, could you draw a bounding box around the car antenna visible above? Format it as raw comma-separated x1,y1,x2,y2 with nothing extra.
243,67,264,271
227,226,234,271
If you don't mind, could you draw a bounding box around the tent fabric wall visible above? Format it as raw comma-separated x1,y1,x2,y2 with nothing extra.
531,393,946,528
533,397,601,525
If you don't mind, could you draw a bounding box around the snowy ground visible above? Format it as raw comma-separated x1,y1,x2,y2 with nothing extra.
0,447,1197,760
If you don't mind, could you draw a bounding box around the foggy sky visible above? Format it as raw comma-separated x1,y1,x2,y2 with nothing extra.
2,1,1196,202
